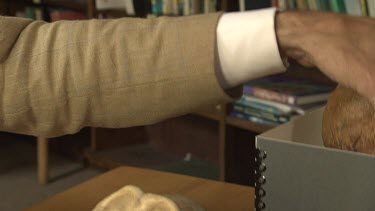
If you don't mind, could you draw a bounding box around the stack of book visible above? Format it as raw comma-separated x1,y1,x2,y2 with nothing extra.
230,75,336,126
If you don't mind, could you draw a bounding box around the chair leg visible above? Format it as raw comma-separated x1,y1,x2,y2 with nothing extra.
90,127,97,151
37,137,49,185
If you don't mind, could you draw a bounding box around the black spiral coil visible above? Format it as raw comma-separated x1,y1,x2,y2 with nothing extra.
255,148,267,211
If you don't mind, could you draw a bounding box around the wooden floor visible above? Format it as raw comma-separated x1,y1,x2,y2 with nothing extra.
0,133,102,211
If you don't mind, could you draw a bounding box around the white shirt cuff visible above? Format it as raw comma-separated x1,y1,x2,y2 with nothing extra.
216,8,287,89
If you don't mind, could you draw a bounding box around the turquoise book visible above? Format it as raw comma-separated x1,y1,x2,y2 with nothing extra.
230,111,280,126
232,104,290,124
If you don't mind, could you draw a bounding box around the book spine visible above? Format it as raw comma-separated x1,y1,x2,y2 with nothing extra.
124,0,135,15
296,0,308,10
329,0,347,13
307,0,318,10
360,0,369,16
204,0,209,13
34,8,43,20
344,0,363,16
183,0,190,15
203,0,216,13
236,100,283,116
278,0,288,10
244,86,297,105
163,0,173,15
25,7,36,20
318,0,330,11
191,0,200,14
287,0,297,9
368,0,375,17
239,0,246,11
230,111,279,126
243,95,296,114
151,0,163,15
172,0,178,15
178,0,184,15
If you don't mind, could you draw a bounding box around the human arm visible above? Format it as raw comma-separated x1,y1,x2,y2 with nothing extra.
0,8,289,137
0,14,241,137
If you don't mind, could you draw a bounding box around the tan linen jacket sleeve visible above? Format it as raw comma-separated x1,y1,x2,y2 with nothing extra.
0,13,241,137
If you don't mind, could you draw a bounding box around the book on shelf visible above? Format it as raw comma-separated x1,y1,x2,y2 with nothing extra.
25,7,44,20
317,0,331,11
233,103,291,123
238,0,272,11
360,0,369,16
95,0,135,15
369,0,375,17
344,0,363,16
329,0,347,13
151,0,163,15
204,0,217,13
306,0,318,10
243,75,335,106
162,0,174,15
278,0,287,10
150,0,217,16
95,0,126,10
296,0,308,10
287,0,297,9
190,0,201,14
236,95,325,116
229,111,280,126
231,97,324,126
50,11,86,21
237,96,295,116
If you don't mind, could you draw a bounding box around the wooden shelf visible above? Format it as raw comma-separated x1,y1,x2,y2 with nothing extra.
192,106,274,134
193,110,222,121
226,115,273,134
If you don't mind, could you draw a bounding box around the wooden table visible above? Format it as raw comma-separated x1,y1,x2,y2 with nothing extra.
26,166,254,211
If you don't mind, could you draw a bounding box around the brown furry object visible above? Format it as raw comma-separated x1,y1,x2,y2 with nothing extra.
322,86,375,155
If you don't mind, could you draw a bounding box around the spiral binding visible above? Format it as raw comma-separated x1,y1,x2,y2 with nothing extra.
255,148,267,211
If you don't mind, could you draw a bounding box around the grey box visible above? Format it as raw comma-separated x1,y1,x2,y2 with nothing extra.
255,107,375,211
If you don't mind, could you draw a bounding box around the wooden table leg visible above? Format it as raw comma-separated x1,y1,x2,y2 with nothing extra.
37,137,49,185
218,104,227,181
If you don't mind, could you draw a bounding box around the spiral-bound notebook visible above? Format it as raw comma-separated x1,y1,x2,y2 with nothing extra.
255,107,375,211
